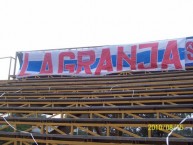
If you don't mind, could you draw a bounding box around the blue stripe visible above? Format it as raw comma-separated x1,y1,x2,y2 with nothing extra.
185,63,193,66
186,36,193,39
27,61,42,72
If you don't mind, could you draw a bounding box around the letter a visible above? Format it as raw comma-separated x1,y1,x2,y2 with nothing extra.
162,40,182,69
40,53,53,74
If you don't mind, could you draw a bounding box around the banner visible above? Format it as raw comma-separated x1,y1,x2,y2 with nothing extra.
17,38,186,77
185,36,193,66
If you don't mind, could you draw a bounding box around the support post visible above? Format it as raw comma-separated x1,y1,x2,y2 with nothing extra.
13,52,18,80
8,57,12,80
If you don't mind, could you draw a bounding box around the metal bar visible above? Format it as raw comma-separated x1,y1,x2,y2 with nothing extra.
1,132,193,143
13,52,18,79
0,56,15,80
1,117,193,124
0,56,15,60
8,57,12,80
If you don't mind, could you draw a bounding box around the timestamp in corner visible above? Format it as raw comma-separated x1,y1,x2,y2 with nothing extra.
148,124,184,131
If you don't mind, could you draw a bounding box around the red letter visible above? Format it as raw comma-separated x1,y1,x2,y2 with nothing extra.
186,41,193,60
58,52,75,73
138,43,158,69
117,45,136,71
162,40,182,69
18,53,30,76
95,48,113,75
40,53,53,74
76,50,95,74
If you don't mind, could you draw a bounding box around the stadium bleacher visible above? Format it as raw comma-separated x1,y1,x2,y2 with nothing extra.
0,67,193,145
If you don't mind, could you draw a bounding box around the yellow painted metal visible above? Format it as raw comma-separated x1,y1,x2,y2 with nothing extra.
0,137,153,145
0,120,192,138
0,68,193,144
1,98,192,107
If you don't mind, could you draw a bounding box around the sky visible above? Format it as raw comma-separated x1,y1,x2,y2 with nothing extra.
0,0,193,79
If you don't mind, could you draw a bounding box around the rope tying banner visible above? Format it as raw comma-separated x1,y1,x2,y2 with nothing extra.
110,85,118,91
132,90,135,97
0,89,22,98
1,116,38,145
166,116,192,145
0,92,6,97
0,89,38,144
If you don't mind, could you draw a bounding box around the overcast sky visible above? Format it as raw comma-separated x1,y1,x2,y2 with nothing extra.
0,0,193,79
